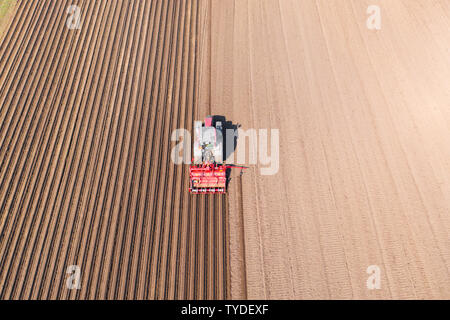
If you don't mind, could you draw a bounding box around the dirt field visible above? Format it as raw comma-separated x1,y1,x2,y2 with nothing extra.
206,0,450,299
1,0,449,301
0,0,228,299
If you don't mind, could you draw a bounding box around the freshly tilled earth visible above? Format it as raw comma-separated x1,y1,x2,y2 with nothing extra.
0,0,228,300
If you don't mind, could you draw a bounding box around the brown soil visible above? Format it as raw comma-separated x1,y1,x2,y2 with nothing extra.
0,0,227,300
1,0,450,300
207,0,450,299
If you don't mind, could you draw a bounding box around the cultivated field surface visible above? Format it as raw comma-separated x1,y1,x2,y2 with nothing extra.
1,0,449,300
0,0,228,300
207,0,450,299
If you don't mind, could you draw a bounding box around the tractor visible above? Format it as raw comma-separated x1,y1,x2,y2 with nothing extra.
189,116,227,194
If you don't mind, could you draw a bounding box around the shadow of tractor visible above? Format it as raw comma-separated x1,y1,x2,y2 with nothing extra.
210,115,246,190
211,115,240,162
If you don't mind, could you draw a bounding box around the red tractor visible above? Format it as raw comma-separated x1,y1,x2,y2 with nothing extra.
190,116,246,194
189,116,227,194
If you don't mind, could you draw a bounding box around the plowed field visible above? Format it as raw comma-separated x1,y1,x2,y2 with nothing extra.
0,0,228,300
